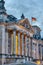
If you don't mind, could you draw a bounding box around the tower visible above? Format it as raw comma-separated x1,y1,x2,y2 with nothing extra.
0,0,6,14
0,0,6,22
21,13,25,19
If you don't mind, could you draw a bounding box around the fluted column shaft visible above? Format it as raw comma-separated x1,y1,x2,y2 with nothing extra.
36,43,39,59
25,36,28,56
22,34,24,55
2,26,6,64
18,32,20,55
5,30,8,54
13,30,16,55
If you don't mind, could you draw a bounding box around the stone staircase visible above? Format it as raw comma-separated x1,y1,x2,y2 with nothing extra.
3,61,37,65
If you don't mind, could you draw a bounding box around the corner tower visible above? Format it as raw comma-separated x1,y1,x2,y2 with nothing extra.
0,0,6,14
0,0,6,22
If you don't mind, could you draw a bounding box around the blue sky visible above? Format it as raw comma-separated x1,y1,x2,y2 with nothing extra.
4,0,43,38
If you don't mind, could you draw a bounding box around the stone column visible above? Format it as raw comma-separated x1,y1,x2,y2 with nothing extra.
39,45,42,60
20,33,22,55
35,43,37,59
40,46,42,60
27,37,30,56
13,30,16,55
29,38,31,57
32,43,35,59
18,32,20,55
25,36,27,56
22,34,24,56
36,43,39,59
11,33,14,54
2,26,6,64
16,32,18,55
5,30,8,54
30,38,32,58
32,43,36,59
24,35,25,56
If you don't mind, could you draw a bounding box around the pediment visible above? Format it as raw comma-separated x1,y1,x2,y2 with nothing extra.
18,18,31,28
18,18,34,33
